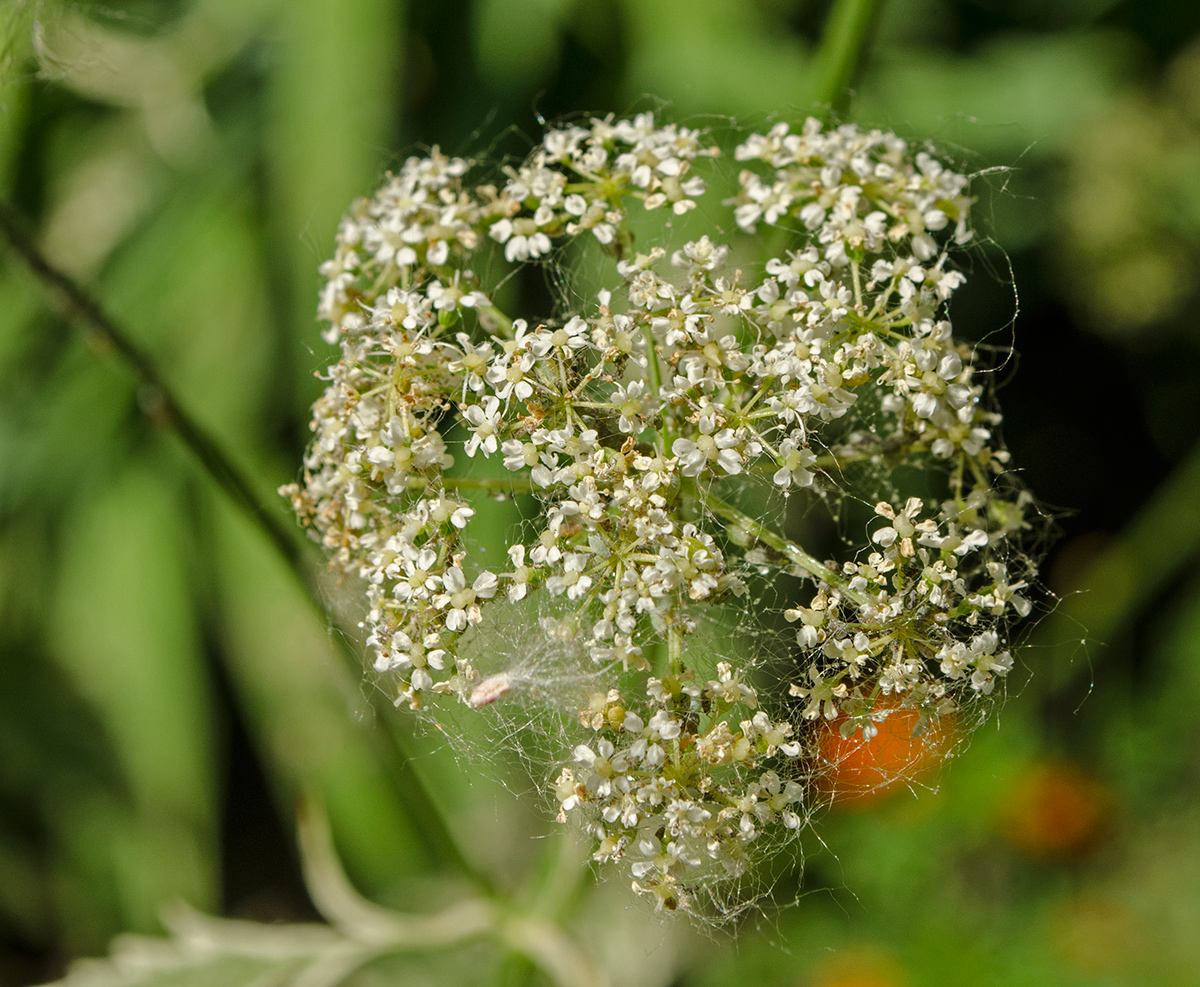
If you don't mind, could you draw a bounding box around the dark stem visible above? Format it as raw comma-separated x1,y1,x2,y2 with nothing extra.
0,197,489,892
0,199,308,583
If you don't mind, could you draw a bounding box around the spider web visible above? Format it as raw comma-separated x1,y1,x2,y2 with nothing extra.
311,112,1049,924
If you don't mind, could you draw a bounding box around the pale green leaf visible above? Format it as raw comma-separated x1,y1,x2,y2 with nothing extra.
43,903,362,987
49,465,218,930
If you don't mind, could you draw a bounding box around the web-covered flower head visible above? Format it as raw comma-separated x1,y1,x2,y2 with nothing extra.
283,113,1039,917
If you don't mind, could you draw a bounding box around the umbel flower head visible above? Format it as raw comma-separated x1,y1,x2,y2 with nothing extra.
282,113,1038,915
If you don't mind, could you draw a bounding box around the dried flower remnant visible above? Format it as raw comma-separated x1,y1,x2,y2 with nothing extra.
283,113,1038,915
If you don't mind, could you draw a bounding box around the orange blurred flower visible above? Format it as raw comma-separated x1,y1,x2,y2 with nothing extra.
1000,761,1110,859
814,697,957,807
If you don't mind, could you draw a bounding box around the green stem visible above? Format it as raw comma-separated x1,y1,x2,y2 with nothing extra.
809,0,883,114
738,376,775,417
479,303,515,337
702,490,872,607
434,474,536,495
643,324,664,397
297,792,493,944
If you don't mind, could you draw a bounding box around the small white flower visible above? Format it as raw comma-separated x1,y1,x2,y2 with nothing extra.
612,379,653,433
773,438,816,489
462,396,502,457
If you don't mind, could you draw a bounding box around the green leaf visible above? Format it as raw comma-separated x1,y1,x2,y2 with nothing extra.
265,0,402,419
619,0,813,119
48,463,219,932
100,177,274,456
211,495,433,890
858,30,1135,158
0,6,31,193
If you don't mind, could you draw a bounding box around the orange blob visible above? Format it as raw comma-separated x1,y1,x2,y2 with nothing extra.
815,698,956,807
1001,761,1110,859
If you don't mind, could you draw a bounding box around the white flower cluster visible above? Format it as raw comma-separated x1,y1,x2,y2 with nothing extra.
283,113,1037,914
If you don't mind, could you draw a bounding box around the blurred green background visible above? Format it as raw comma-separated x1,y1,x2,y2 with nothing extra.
3,0,1200,985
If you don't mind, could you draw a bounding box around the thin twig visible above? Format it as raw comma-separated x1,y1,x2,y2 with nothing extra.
0,199,309,583
0,196,488,891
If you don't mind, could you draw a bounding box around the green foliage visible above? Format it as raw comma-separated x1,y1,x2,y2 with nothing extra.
3,0,1200,984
